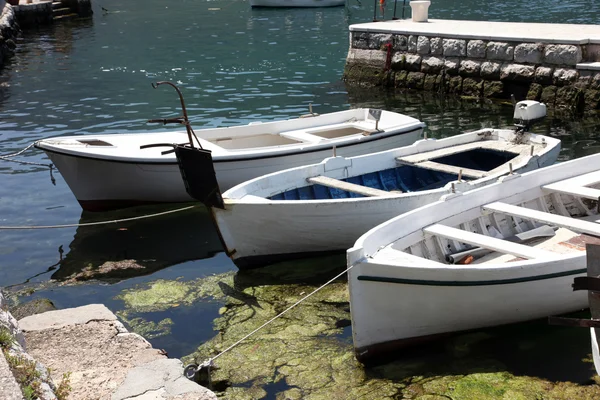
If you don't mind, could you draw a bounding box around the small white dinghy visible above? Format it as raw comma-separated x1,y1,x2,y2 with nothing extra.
249,0,345,7
346,152,600,363
35,83,424,211
202,101,560,269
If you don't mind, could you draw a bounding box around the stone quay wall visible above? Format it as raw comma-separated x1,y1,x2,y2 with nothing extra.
343,30,600,111
0,0,19,67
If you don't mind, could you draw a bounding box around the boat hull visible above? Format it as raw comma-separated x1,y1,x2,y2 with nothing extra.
42,127,422,211
214,137,560,268
250,0,345,7
350,256,587,362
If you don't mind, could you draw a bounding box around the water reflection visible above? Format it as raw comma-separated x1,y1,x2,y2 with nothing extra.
51,204,223,282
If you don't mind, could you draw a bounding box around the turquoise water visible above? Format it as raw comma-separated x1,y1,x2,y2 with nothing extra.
1,0,600,391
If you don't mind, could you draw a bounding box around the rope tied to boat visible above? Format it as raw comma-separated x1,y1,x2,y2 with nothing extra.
0,205,198,230
0,142,56,185
184,262,357,384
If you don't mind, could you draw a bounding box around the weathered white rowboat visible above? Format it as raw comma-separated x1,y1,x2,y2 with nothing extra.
250,0,345,7
35,108,423,211
206,101,560,269
346,152,600,363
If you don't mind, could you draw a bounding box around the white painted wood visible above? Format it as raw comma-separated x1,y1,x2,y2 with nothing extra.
542,170,600,188
217,129,561,266
484,201,600,237
542,184,600,201
347,152,600,361
250,0,345,6
307,176,396,197
401,160,485,179
35,108,424,208
423,224,554,259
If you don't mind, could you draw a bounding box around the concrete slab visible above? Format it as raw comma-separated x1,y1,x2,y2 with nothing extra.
112,359,216,400
18,303,116,331
0,351,23,400
349,19,600,45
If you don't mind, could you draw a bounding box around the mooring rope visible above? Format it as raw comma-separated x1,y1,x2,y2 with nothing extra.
0,142,53,168
0,205,198,230
200,262,357,369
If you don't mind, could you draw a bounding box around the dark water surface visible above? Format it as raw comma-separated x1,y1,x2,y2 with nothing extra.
2,0,600,393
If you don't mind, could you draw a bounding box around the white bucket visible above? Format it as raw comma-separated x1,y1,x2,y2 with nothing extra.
410,0,431,22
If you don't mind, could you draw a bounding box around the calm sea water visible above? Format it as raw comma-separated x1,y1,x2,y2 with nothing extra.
1,0,600,388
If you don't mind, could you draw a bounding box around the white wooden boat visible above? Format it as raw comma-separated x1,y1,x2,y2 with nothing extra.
346,152,600,363
35,108,423,211
250,0,345,7
205,101,560,269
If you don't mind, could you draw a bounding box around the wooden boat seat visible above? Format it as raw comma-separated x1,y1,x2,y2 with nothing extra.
278,130,325,143
424,224,554,259
307,175,397,197
483,201,600,237
396,160,486,179
542,171,600,201
396,139,541,178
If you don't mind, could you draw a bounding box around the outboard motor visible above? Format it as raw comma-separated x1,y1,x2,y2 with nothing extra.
513,100,547,132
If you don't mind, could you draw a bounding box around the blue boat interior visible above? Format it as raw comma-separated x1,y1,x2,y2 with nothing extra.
269,148,517,201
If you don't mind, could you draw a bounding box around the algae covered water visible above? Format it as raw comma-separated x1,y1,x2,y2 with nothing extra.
2,0,600,398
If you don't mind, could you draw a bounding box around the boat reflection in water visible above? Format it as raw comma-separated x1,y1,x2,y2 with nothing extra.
51,205,223,282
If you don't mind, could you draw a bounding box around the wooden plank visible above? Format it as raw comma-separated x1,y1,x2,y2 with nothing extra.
396,159,486,179
307,176,395,197
544,170,600,189
483,201,600,237
542,183,600,201
424,224,554,259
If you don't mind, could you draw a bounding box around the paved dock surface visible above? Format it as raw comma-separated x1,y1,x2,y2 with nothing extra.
350,19,600,44
19,304,216,400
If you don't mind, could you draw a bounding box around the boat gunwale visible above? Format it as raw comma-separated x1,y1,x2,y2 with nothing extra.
34,125,425,164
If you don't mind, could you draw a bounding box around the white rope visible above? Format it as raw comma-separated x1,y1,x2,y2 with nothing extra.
0,142,54,168
0,205,198,230
207,262,356,364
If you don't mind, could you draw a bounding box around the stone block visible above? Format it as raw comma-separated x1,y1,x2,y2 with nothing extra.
584,89,600,111
534,66,554,85
405,54,422,72
352,32,369,50
553,68,578,86
406,72,425,89
446,76,463,94
459,60,481,77
443,39,466,57
391,53,406,71
540,85,557,105
417,36,430,55
591,73,600,90
487,42,514,61
556,86,583,109
408,35,417,53
423,74,440,91
483,81,504,98
527,83,543,101
467,40,486,58
480,61,502,80
393,34,408,51
514,43,544,64
444,58,460,76
421,56,444,74
544,44,582,65
430,37,442,55
369,33,393,50
394,70,408,88
500,63,535,82
462,78,483,97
